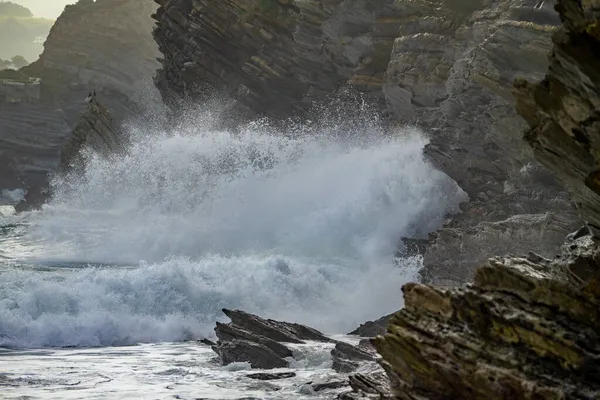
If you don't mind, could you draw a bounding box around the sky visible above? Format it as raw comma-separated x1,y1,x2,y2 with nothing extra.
12,0,77,19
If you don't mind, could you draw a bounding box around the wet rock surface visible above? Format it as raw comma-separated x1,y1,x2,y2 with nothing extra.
331,341,377,373
59,99,122,173
205,309,392,397
210,309,332,369
247,372,296,380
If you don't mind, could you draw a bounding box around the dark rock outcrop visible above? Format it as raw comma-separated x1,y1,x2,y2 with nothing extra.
59,99,121,172
210,309,332,369
221,309,333,344
331,339,379,374
14,98,122,211
247,372,296,380
216,340,289,369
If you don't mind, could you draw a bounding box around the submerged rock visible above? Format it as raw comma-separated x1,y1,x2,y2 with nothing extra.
215,340,288,370
247,372,296,380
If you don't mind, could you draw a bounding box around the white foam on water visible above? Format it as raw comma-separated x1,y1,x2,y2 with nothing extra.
0,108,465,348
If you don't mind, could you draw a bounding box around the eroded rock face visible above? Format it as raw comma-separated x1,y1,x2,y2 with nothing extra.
152,0,394,119
14,98,122,210
34,0,162,125
59,98,122,172
153,0,580,283
382,0,579,284
375,2,600,398
374,246,600,399
514,0,600,239
1,0,161,207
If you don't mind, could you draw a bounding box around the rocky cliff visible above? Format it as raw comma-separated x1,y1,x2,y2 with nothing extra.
28,0,162,126
152,0,396,119
59,97,121,173
374,1,600,398
383,0,580,284
0,0,161,207
152,0,580,284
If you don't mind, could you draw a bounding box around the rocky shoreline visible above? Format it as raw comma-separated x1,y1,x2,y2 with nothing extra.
2,0,600,398
198,308,392,399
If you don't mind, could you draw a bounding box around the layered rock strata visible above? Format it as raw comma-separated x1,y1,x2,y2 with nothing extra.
31,0,162,126
375,240,600,399
152,0,395,119
59,98,121,172
1,0,161,206
386,0,580,284
375,2,600,398
514,0,600,239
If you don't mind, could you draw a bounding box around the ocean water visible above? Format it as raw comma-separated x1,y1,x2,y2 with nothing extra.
0,107,465,398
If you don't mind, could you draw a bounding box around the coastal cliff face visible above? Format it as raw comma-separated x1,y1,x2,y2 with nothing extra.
0,0,160,206
152,0,395,119
152,0,580,283
30,0,162,125
383,0,580,284
374,1,600,398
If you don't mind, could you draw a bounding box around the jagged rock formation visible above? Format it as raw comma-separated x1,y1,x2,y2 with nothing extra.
375,241,600,399
0,0,161,206
374,2,600,398
28,0,162,126
152,0,395,119
332,339,378,373
13,98,121,210
59,98,121,172
205,308,391,398
348,313,393,338
209,308,332,369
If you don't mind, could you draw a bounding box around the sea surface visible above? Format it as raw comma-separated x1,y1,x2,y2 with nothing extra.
0,110,464,399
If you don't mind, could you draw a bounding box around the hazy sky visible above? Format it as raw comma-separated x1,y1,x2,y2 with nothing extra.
13,0,77,19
